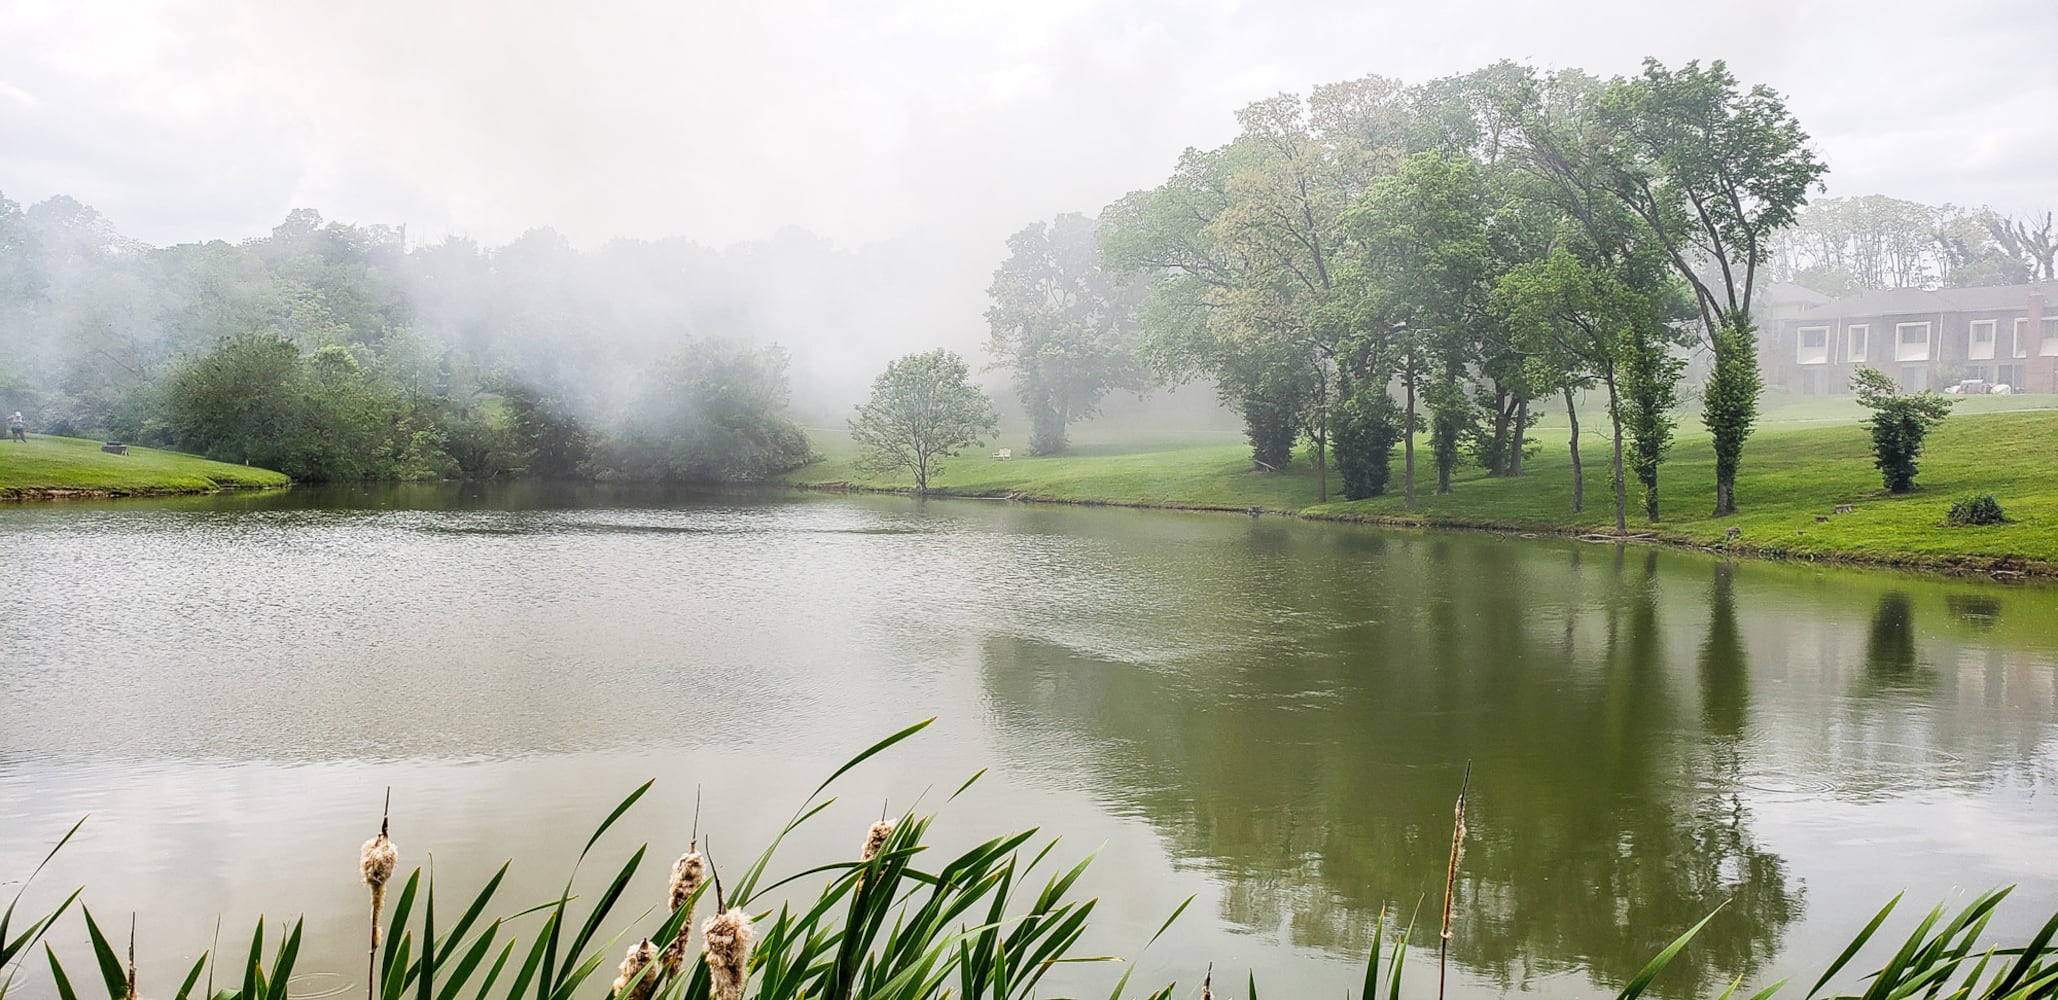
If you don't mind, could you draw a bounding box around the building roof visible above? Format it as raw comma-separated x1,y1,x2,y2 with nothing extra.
1789,283,2051,322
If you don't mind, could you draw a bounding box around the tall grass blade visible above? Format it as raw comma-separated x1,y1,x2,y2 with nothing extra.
240,917,265,1000
46,946,81,1000
1810,893,1903,999
266,920,302,1000
1990,906,2058,997
81,907,127,1000
172,952,208,1000
809,718,935,800
1616,905,1723,1000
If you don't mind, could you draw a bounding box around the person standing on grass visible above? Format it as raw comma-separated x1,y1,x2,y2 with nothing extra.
7,411,24,443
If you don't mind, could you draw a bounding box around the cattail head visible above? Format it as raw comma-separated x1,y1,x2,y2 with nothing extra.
361,830,398,947
361,832,397,891
662,841,706,978
611,939,658,1000
701,908,753,1000
669,843,705,914
1201,965,1213,1000
860,820,893,863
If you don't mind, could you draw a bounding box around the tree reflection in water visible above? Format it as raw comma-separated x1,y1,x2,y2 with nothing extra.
980,547,1802,998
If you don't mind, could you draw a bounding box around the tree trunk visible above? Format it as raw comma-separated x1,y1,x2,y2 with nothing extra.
1488,386,1511,475
1403,372,1417,506
1315,430,1328,504
1563,387,1582,514
1509,400,1529,477
1607,378,1627,535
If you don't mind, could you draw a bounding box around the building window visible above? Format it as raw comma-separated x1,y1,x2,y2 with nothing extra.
1847,325,1868,362
1797,326,1829,364
1965,365,1990,383
1999,364,2024,388
1970,320,1997,360
1895,322,1931,362
2016,318,2032,358
2044,318,2058,357
1899,366,1929,391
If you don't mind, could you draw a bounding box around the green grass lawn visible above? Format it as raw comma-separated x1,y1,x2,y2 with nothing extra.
790,394,2058,573
0,434,290,498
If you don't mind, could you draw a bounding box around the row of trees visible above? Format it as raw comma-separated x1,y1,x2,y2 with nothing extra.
986,59,1830,529
0,200,818,482
1767,196,2056,293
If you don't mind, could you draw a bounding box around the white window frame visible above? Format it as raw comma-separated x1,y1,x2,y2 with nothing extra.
1796,326,1830,365
1969,320,1997,360
2044,317,2058,358
1846,324,1868,363
2016,318,2031,359
1895,322,1932,362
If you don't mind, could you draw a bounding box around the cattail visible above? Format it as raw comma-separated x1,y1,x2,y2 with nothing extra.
860,820,893,863
611,939,658,1000
700,908,753,1000
1201,965,1213,1000
360,829,397,946
662,841,705,977
362,793,396,1000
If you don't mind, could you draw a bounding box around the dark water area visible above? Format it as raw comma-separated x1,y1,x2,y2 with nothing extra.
3,485,2055,998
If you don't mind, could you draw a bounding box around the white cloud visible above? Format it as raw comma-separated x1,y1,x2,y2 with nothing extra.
1,0,2052,252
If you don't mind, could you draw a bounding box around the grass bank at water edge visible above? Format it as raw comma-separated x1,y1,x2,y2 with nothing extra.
788,396,2058,579
0,434,290,500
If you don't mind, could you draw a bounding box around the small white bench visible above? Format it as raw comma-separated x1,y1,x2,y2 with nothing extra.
993,448,1012,461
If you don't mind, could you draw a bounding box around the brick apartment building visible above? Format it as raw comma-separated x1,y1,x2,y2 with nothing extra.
1763,283,2056,395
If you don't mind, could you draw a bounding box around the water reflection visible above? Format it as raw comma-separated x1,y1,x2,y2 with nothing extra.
1863,593,1926,689
979,531,2055,996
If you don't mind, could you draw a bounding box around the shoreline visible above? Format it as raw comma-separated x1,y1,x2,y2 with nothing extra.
790,479,2057,583
1,483,291,502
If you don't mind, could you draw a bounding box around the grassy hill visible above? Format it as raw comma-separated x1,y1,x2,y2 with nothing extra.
790,393,2058,575
0,435,291,499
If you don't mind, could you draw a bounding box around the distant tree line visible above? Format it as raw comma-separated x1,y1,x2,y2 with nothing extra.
1768,196,2056,293
0,204,813,482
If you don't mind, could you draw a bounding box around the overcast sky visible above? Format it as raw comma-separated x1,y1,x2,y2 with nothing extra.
2,0,2053,254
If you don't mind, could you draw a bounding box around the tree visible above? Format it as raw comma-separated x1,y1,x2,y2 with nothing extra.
985,214,1148,455
165,333,306,471
1498,244,1679,533
1589,59,1825,516
1348,151,1526,500
1618,328,1687,521
621,338,815,482
1102,77,1412,498
1852,367,1954,493
1507,62,1823,517
850,350,999,495
1332,379,1400,499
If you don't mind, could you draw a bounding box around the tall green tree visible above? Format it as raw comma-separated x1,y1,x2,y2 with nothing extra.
1589,59,1825,517
1348,151,1520,499
849,349,999,495
985,214,1148,455
1103,77,1411,498
1498,245,1678,533
165,333,306,471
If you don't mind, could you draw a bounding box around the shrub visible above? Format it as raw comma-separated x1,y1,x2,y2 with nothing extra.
1945,493,2007,526
1852,367,1954,493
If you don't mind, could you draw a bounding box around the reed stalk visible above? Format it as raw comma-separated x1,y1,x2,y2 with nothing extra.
1438,761,1471,1000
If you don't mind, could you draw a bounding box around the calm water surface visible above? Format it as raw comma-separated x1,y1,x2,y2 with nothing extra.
3,485,2056,998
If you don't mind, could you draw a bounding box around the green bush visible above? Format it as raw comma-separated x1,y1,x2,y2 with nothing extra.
1946,493,2008,526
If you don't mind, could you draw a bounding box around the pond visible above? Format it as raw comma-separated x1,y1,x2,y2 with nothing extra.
3,485,2055,998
